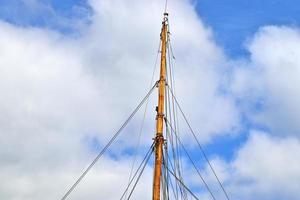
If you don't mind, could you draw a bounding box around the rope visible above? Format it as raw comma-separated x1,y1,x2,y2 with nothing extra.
164,135,180,200
165,49,180,200
164,0,168,13
60,82,158,200
124,40,161,199
162,144,170,200
120,142,155,200
126,145,154,200
164,160,200,200
166,85,231,200
166,30,188,200
165,118,216,200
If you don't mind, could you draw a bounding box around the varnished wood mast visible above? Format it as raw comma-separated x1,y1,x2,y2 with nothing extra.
153,13,168,200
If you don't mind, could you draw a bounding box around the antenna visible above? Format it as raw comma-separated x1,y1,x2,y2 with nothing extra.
164,0,168,13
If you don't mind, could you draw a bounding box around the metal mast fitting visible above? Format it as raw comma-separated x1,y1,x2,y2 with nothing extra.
152,12,168,200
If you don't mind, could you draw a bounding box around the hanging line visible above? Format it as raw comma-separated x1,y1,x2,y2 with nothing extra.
60,81,158,200
165,117,216,200
164,0,169,13
166,85,231,200
120,141,155,200
163,157,200,200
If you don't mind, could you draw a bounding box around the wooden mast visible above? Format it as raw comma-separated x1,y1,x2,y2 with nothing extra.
153,12,168,200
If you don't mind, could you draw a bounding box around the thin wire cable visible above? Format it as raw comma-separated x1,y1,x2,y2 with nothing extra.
165,119,187,200
163,144,170,200
119,142,155,200
166,40,184,199
60,82,158,200
165,118,216,200
168,37,188,200
126,146,154,200
164,0,168,13
124,40,161,199
167,169,179,200
166,32,188,200
167,85,231,200
163,159,200,200
164,119,180,200
165,47,180,200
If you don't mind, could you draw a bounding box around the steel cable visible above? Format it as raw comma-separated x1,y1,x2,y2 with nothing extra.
167,85,231,200
120,142,155,200
165,118,216,200
163,159,200,200
124,40,161,199
60,82,158,200
126,145,154,200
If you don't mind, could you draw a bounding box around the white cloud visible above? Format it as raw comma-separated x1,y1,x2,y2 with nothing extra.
209,131,300,200
83,0,240,143
0,0,240,199
213,26,300,199
4,1,300,200
231,26,300,137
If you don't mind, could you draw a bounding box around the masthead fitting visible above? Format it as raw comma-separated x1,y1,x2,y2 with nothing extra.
163,12,169,24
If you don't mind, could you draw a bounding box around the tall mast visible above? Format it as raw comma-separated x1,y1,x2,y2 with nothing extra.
153,12,168,200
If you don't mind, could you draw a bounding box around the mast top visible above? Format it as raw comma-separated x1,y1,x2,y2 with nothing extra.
162,12,169,25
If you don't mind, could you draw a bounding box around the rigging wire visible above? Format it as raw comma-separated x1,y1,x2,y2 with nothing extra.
163,157,200,200
126,145,154,200
166,82,184,199
165,48,180,200
166,85,231,200
165,118,216,200
164,122,181,200
60,82,158,200
124,39,161,200
165,120,189,200
119,142,155,200
164,0,168,13
166,27,189,200
162,143,170,200
166,167,179,200
166,17,229,200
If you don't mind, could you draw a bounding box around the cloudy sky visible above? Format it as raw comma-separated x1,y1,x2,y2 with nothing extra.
0,0,300,199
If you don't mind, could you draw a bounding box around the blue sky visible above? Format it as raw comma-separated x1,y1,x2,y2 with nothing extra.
196,0,300,57
0,0,91,33
1,0,300,57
